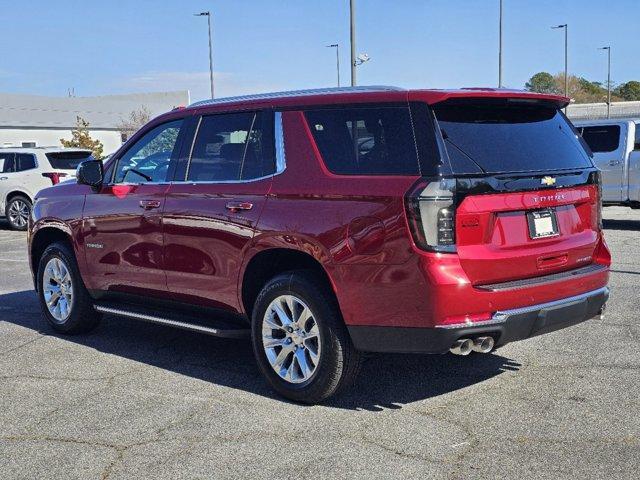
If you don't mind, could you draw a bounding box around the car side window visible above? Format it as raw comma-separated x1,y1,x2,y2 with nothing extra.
187,111,274,182
0,153,15,173
635,124,640,151
16,153,37,171
113,119,183,184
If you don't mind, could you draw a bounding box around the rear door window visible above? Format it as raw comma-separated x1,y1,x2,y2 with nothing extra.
16,154,37,171
46,151,93,170
304,106,422,175
187,111,275,182
433,100,593,174
578,125,621,153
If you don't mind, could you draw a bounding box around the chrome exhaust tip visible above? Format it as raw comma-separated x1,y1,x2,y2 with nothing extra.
471,336,495,354
599,304,606,320
450,338,473,356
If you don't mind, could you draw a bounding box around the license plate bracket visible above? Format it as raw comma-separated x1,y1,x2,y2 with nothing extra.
527,208,559,239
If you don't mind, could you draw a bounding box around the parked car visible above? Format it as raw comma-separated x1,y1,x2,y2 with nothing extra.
573,119,640,208
28,87,610,403
0,147,93,230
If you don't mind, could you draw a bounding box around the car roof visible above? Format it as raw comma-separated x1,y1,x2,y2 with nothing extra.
181,85,569,112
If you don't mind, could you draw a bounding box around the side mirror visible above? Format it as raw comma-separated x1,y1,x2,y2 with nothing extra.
77,159,104,190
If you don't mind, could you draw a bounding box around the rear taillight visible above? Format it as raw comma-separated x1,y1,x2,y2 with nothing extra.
405,178,457,253
595,171,603,231
42,172,68,185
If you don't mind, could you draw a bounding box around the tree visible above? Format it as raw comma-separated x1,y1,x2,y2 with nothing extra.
525,72,558,94
615,81,640,101
117,106,152,141
60,116,104,160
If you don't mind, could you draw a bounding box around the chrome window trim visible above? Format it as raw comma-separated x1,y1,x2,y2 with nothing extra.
435,287,609,329
274,111,286,175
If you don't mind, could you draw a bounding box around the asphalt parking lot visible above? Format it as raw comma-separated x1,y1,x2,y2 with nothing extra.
0,208,638,480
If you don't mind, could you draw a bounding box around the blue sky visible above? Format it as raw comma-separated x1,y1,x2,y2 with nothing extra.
1,0,637,102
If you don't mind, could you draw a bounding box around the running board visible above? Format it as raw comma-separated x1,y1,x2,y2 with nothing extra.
94,303,250,339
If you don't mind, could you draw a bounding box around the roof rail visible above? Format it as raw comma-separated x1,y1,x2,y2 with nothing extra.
188,85,404,108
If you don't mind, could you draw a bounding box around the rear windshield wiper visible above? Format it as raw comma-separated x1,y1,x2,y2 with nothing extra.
440,128,487,174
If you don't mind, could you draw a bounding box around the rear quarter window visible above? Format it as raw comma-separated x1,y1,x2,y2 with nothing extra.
304,105,422,175
46,151,93,170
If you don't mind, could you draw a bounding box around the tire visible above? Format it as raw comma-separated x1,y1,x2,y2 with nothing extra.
251,270,362,404
5,195,31,231
37,241,101,334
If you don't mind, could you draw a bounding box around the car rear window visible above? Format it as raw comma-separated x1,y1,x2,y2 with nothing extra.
46,151,93,170
304,106,422,175
577,125,621,153
433,100,592,174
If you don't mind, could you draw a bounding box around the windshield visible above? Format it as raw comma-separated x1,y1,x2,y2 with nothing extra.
433,100,593,174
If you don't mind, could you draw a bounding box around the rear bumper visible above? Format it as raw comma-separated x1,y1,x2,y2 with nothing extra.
348,286,609,354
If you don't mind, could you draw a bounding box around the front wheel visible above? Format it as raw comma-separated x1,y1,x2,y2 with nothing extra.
37,242,101,334
251,271,361,404
5,195,31,231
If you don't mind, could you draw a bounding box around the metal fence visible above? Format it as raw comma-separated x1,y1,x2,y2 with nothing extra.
567,101,640,120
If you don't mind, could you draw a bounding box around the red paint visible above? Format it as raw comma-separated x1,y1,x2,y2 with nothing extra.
29,87,609,334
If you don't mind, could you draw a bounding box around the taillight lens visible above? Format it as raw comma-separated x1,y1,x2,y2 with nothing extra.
405,178,457,252
42,172,68,185
595,171,603,231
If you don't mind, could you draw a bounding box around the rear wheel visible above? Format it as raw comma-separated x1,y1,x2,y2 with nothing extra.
251,271,361,404
5,195,31,231
37,242,101,334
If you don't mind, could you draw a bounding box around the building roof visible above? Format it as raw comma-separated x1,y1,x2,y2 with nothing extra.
0,91,190,130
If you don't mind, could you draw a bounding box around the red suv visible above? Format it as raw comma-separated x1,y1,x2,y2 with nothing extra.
28,86,610,403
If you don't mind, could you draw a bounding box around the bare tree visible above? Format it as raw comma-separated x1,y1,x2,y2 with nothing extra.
117,106,152,141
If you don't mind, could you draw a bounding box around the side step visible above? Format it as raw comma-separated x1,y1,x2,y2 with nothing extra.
94,303,251,339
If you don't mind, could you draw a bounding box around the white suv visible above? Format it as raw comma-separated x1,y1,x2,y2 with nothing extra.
0,147,93,230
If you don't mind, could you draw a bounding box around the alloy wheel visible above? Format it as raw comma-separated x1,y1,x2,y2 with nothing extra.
262,294,321,384
42,257,74,323
8,200,29,228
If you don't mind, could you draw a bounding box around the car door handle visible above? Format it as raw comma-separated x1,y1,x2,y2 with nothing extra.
139,200,161,210
225,201,253,212
0,177,7,181
608,160,621,166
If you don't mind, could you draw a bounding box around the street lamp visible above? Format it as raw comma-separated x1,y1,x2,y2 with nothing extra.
498,0,503,88
326,44,340,87
350,0,356,86
551,24,568,105
194,11,215,99
599,47,611,119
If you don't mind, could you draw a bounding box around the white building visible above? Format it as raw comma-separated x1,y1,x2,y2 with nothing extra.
0,91,190,154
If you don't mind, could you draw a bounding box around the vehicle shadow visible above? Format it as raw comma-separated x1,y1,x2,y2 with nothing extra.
603,218,640,231
0,289,520,411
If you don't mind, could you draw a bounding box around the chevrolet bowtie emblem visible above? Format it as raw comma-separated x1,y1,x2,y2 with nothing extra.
541,176,557,186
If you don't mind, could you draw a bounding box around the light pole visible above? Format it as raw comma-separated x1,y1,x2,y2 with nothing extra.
599,46,611,119
350,0,356,86
498,0,503,88
326,44,340,87
551,24,568,105
195,11,215,99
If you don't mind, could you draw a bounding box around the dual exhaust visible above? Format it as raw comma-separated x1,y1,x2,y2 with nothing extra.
450,336,495,356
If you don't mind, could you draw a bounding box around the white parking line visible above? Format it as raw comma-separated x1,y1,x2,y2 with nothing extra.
0,258,27,262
